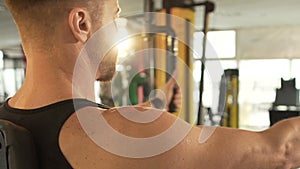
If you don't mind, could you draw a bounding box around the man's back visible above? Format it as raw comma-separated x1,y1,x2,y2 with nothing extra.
0,99,107,169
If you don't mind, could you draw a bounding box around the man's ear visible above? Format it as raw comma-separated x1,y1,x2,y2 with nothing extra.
69,8,92,43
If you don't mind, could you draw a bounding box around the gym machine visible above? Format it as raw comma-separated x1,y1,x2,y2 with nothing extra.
219,69,239,128
0,120,38,169
160,0,215,125
110,0,215,124
145,0,215,125
269,78,300,126
110,1,181,112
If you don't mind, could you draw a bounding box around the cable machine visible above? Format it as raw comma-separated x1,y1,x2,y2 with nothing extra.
152,0,215,123
109,0,215,125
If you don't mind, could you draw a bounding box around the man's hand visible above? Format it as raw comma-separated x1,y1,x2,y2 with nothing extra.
138,73,181,112
158,77,181,111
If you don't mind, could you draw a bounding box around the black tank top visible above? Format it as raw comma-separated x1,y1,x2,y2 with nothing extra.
0,98,110,169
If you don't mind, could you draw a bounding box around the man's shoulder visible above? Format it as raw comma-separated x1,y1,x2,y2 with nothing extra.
59,106,206,168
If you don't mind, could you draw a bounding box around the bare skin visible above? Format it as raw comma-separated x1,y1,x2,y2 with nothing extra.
60,107,299,169
5,0,300,168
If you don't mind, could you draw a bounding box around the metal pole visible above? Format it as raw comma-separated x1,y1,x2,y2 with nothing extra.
144,0,155,13
144,0,156,92
197,1,215,125
161,0,215,120
185,19,191,122
163,0,178,113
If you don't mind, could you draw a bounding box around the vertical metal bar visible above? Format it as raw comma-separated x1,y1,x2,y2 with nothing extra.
144,0,155,13
197,4,211,125
163,0,178,113
164,0,172,77
144,0,156,91
13,59,18,93
185,19,191,122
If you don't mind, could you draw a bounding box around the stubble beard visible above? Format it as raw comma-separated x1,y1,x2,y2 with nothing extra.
96,53,117,82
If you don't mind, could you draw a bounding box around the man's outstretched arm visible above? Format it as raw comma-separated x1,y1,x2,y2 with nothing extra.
60,101,299,169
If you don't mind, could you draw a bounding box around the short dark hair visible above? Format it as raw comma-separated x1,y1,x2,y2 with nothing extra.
4,0,104,42
4,0,103,25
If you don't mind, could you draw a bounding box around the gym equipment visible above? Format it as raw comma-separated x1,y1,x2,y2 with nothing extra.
0,120,38,169
269,78,300,126
111,1,215,123
194,1,215,125
116,0,179,112
0,49,26,103
219,69,239,128
161,0,215,122
158,0,215,124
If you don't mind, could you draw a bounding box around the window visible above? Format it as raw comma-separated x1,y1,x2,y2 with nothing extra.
239,59,290,131
193,60,237,121
291,59,300,89
193,30,236,59
0,50,3,69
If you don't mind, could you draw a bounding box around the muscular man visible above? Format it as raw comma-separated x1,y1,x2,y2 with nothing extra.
0,0,299,168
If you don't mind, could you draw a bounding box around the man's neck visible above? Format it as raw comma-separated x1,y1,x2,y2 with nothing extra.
9,76,74,110
9,55,76,109
9,42,97,109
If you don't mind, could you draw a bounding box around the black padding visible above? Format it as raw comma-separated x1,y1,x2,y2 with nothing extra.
0,120,38,169
0,128,8,169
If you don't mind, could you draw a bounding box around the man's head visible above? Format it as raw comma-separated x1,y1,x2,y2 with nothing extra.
4,0,121,81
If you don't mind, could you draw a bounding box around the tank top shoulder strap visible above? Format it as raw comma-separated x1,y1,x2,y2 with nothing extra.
72,99,111,111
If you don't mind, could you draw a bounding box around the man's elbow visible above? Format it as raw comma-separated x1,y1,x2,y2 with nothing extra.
282,125,300,168
279,141,294,169
266,120,300,168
